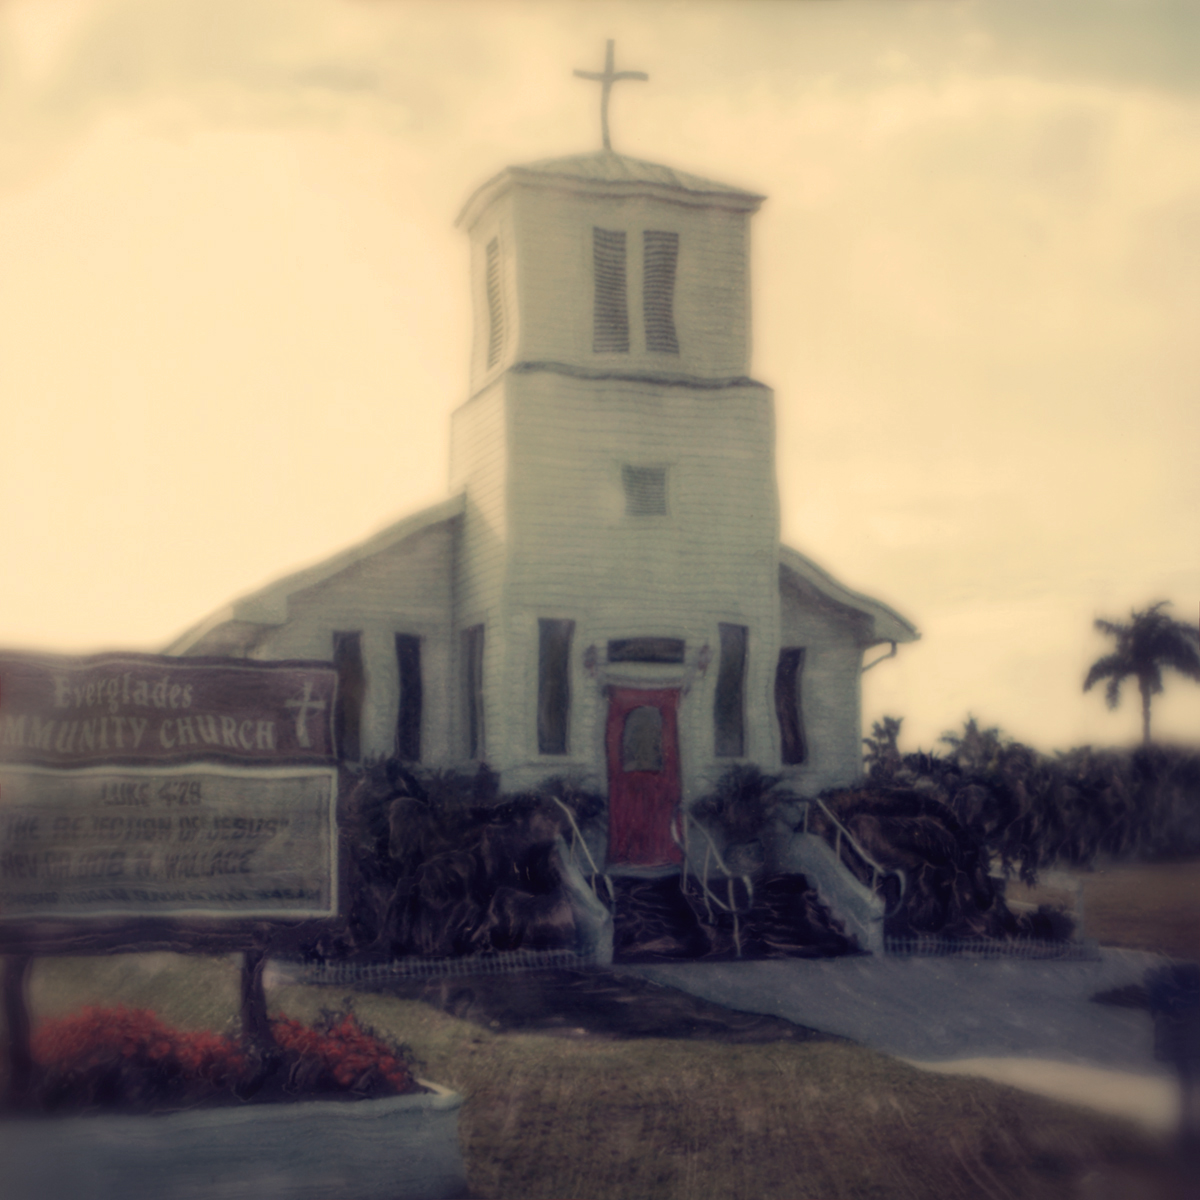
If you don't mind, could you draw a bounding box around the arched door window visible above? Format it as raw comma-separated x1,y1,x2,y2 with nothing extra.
621,705,663,772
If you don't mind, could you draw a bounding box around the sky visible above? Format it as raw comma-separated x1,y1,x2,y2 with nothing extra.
0,0,1197,755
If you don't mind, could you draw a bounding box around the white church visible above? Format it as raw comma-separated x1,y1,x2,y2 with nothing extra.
168,50,917,870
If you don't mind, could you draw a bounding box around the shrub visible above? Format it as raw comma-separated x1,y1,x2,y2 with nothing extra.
863,715,1200,879
29,1006,418,1114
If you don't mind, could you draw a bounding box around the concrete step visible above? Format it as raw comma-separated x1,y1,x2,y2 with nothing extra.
771,832,885,954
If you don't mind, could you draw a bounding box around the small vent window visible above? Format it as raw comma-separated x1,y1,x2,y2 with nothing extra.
485,237,504,369
622,465,667,516
593,228,629,353
643,230,680,354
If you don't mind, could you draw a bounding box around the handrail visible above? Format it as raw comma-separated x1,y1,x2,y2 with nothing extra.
801,798,907,913
671,812,754,957
549,796,614,907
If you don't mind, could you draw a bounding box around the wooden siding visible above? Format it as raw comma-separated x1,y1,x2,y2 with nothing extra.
482,371,781,800
250,519,457,764
448,382,511,760
777,574,873,793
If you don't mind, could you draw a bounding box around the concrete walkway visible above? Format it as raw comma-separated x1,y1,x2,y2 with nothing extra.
627,949,1181,1133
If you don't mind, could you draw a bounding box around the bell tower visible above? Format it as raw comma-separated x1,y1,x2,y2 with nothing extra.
447,52,780,807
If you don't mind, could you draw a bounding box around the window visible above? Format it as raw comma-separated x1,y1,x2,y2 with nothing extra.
332,631,365,762
462,624,485,759
593,228,629,353
643,230,680,354
714,623,748,758
394,633,422,762
485,237,504,369
775,647,807,765
622,706,664,772
537,619,574,755
622,465,667,516
607,637,685,664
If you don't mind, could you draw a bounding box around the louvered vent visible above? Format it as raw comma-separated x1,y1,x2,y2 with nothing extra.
643,230,680,354
622,465,667,516
485,237,504,369
593,228,629,353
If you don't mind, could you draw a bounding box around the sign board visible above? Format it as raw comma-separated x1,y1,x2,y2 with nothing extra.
0,653,337,769
0,652,340,928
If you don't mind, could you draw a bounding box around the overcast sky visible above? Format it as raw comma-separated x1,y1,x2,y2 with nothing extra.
1,0,1197,754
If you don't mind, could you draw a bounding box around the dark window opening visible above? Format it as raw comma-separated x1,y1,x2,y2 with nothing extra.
537,618,574,755
462,624,485,759
607,637,686,664
775,647,807,765
485,237,504,369
643,230,680,354
332,631,365,762
714,623,748,758
622,706,664,772
394,633,422,762
622,465,667,516
593,228,629,353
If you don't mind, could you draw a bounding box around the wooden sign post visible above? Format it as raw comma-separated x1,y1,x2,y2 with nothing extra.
0,652,343,1107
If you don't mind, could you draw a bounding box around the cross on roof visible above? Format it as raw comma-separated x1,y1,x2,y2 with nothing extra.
573,40,648,152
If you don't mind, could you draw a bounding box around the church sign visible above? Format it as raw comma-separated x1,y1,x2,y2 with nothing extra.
0,652,339,929
0,652,336,768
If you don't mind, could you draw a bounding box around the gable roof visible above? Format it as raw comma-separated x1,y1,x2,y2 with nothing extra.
163,494,464,656
779,544,919,647
457,149,765,229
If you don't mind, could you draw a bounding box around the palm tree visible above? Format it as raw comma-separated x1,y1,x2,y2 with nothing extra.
1084,602,1200,745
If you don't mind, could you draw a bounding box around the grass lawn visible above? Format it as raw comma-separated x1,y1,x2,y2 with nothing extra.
6,953,1184,1200
1007,857,1200,961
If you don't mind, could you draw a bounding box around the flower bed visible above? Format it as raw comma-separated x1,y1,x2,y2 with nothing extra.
27,1004,423,1113
3,1005,467,1200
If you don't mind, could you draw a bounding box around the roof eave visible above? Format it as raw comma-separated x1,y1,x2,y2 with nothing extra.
456,167,764,230
779,544,920,648
164,494,465,654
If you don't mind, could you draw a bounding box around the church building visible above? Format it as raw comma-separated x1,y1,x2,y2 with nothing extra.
168,49,917,871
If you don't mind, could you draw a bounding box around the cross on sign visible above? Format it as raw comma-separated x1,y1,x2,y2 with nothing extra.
285,680,327,749
574,39,648,152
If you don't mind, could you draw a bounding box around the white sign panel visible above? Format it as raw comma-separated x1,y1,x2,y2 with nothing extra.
0,765,337,919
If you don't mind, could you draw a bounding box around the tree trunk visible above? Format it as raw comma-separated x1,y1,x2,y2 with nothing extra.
1140,678,1153,746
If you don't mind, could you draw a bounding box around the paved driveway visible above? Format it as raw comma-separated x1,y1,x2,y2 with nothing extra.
627,949,1181,1132
627,949,1165,1068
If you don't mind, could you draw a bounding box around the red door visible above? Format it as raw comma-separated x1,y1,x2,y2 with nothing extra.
606,687,683,867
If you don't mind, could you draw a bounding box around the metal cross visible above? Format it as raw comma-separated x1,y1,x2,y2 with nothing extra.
285,680,326,749
574,40,647,152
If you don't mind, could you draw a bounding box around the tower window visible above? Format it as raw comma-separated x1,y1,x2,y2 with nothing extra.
332,631,365,762
462,624,485,759
622,465,667,516
394,633,422,762
714,623,748,758
775,647,807,765
593,228,629,353
485,237,505,369
643,230,680,354
537,619,574,755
